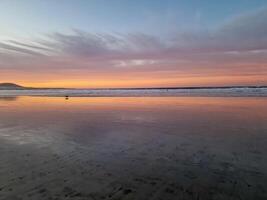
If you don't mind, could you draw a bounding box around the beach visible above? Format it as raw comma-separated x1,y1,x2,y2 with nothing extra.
0,96,267,199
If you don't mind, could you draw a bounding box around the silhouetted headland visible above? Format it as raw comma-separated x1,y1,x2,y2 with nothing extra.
0,83,25,90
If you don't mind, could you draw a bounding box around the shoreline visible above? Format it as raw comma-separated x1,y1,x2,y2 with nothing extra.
0,87,267,97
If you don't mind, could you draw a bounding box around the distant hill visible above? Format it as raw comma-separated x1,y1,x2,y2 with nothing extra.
0,83,25,90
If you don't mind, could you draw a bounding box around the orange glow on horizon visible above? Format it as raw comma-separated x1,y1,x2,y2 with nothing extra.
1,69,267,88
4,74,266,88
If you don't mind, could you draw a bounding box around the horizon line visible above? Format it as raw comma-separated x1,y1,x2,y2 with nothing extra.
1,83,267,90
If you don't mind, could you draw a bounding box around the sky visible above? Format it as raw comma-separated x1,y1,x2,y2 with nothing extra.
0,0,267,88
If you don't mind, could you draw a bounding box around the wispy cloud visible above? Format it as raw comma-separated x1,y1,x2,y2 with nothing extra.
174,7,267,53
0,42,46,56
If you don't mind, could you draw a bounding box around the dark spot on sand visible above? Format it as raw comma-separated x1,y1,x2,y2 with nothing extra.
73,192,82,197
150,181,157,185
165,187,175,193
39,188,47,193
106,173,112,176
123,189,132,195
186,189,193,195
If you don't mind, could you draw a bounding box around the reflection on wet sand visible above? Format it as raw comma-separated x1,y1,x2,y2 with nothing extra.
0,97,267,199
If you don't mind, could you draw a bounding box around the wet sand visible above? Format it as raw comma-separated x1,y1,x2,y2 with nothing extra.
0,97,267,200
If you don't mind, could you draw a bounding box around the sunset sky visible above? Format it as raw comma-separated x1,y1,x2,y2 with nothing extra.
0,0,267,88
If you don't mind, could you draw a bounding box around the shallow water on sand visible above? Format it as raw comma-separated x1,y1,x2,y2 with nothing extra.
0,97,267,200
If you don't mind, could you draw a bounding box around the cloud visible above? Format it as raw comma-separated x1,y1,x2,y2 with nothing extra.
43,31,118,58
0,7,267,81
218,8,267,53
174,7,267,53
113,59,157,68
0,42,46,56
7,40,52,52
